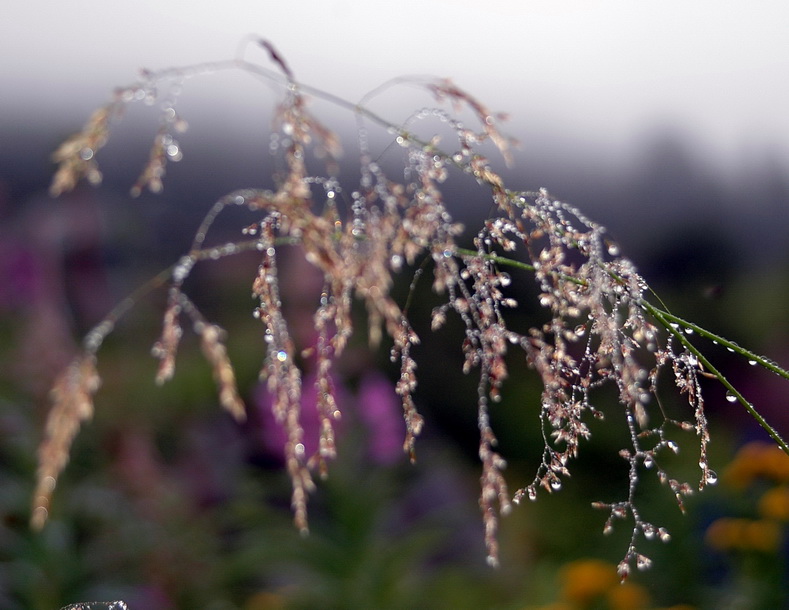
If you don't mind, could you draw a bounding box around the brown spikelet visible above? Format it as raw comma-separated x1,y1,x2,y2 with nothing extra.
251,223,314,532
426,78,514,165
307,298,340,476
31,354,100,529
130,128,169,197
129,121,187,197
152,289,183,385
391,320,423,462
479,415,510,567
197,323,246,422
49,104,116,196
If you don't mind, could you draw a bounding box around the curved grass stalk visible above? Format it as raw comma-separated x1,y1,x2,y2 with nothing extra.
80,238,286,355
650,306,789,381
642,300,789,455
35,39,789,574
457,243,788,455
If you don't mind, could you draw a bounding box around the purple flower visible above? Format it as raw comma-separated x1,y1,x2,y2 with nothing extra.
357,371,405,465
254,368,404,466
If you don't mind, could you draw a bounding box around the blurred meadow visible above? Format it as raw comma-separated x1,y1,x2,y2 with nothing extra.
2,2,789,609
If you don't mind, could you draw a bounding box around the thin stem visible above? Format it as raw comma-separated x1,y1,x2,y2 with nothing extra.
454,243,789,455
454,247,589,287
454,247,535,273
402,255,432,316
139,58,496,181
649,307,789,381
643,300,789,455
81,238,289,354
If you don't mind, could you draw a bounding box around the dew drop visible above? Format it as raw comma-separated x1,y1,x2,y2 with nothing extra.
725,392,737,403
636,554,652,571
31,506,48,529
172,255,195,283
527,487,537,501
165,143,182,161
80,147,94,161
43,475,57,493
550,479,562,491
276,350,287,362
748,359,757,366
705,469,718,485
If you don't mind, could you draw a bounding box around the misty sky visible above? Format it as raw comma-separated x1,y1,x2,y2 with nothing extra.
3,0,788,173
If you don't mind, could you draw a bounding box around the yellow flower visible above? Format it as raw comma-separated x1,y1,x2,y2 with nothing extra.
559,559,619,604
606,581,650,609
706,517,781,553
706,517,739,550
758,485,789,521
744,519,782,552
762,445,789,482
724,442,789,489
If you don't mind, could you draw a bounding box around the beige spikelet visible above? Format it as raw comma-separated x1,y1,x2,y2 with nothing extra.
198,323,246,422
31,355,100,530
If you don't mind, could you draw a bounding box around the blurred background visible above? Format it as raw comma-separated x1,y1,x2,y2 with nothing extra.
1,1,789,608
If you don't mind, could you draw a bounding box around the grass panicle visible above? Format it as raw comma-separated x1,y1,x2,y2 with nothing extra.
34,39,788,575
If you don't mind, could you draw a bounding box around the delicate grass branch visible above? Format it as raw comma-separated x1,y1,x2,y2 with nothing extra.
650,306,789,381
643,300,789,455
35,39,789,576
